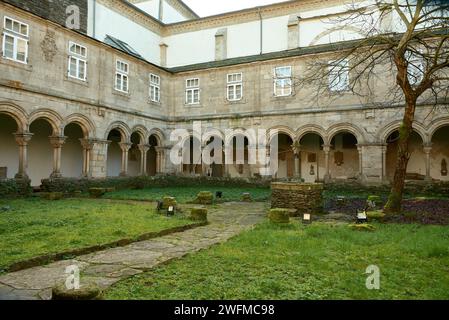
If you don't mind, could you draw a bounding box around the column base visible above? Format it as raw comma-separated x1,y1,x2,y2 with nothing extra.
14,173,29,180
324,174,331,183
119,172,128,177
50,172,62,179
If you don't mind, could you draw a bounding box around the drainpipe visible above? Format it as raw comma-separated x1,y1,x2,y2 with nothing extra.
92,0,96,38
159,0,164,21
258,7,263,55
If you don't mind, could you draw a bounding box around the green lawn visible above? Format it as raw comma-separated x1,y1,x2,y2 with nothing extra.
0,198,193,271
106,221,449,300
104,186,271,203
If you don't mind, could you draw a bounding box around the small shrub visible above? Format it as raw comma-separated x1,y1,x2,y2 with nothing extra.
190,207,208,221
268,208,290,223
40,192,64,201
89,188,106,198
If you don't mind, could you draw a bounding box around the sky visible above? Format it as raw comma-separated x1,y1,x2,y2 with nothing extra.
182,0,290,17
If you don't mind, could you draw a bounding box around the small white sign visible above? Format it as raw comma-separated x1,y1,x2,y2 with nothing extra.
357,212,367,220
303,214,311,221
168,206,174,212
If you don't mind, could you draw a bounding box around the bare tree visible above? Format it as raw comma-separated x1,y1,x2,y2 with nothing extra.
294,0,449,214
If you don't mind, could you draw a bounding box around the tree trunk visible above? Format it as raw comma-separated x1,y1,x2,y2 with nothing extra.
384,99,416,214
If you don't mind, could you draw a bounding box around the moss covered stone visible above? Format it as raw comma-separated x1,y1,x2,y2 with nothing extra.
190,207,208,221
162,196,177,210
367,210,386,222
193,191,214,205
241,193,253,202
348,223,376,231
268,208,290,223
52,283,102,300
88,188,106,198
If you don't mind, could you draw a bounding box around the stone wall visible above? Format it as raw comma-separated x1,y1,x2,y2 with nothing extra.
271,182,324,215
4,0,88,34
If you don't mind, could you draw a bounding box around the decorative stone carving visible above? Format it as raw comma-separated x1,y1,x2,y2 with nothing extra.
40,31,58,63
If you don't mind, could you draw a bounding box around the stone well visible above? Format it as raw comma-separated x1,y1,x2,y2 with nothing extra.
271,182,324,216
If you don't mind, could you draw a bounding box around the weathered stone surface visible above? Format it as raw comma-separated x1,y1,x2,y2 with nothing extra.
271,182,324,215
190,207,208,221
52,283,102,300
268,208,290,223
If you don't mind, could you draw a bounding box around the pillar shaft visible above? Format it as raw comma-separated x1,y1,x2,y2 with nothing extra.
323,144,331,182
423,145,432,182
80,139,94,178
138,144,150,175
49,136,67,178
14,132,33,180
119,142,132,176
291,142,301,179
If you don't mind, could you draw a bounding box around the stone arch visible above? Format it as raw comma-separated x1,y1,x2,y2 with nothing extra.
268,126,295,144
309,26,365,46
297,124,328,144
63,113,95,138
148,128,165,146
104,121,131,142
327,123,366,144
131,125,148,143
203,128,225,145
378,120,428,144
224,128,255,148
428,117,449,140
28,109,63,135
0,102,28,132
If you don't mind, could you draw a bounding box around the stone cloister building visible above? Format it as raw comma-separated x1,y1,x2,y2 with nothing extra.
0,0,448,187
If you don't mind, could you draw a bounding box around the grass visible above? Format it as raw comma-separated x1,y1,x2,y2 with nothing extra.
103,186,271,203
0,198,193,271
106,221,449,300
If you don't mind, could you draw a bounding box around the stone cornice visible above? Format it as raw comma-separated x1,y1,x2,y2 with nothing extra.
98,0,164,35
163,0,344,36
127,0,199,19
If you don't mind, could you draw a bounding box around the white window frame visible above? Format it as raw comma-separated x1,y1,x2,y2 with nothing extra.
68,41,87,81
227,73,243,101
328,59,350,92
185,78,200,105
2,16,29,64
115,59,129,93
149,73,161,103
274,66,292,97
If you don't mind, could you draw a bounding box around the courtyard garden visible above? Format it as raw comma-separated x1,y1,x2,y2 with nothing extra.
105,220,449,300
0,182,448,300
0,197,195,273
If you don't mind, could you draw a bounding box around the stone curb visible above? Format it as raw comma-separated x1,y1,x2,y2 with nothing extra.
4,221,208,274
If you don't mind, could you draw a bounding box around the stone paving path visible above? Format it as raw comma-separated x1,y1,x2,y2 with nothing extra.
0,202,266,300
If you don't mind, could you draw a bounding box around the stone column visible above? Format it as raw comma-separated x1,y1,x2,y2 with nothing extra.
423,144,432,182
49,136,67,179
357,144,363,177
80,138,94,178
291,142,301,179
381,144,388,182
323,144,331,182
138,144,150,176
14,132,33,180
155,146,165,174
119,142,132,177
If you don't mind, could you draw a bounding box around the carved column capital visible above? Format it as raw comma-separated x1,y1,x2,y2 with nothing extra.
79,138,95,150
138,144,151,153
14,132,33,146
49,136,67,148
322,144,332,153
291,142,301,156
119,142,133,152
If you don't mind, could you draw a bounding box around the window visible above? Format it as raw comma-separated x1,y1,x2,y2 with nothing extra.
406,51,424,86
149,74,160,102
227,73,243,101
328,59,349,92
115,60,129,93
186,78,200,104
68,42,87,81
2,17,29,64
274,66,292,97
